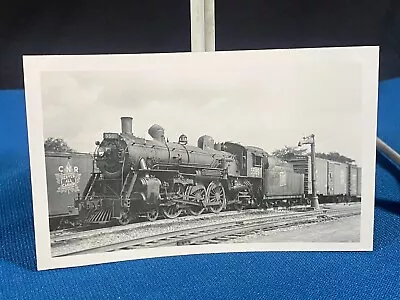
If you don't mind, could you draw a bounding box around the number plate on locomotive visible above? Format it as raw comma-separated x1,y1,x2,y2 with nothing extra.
103,133,119,139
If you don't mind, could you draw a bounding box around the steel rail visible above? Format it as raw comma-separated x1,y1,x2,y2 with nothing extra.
54,210,325,256
170,211,361,247
54,207,360,257
50,207,321,243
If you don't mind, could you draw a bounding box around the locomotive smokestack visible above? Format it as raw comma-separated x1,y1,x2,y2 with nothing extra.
121,117,133,134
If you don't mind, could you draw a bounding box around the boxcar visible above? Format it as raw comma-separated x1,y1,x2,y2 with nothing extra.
327,160,349,197
356,167,362,199
46,151,94,230
285,156,324,196
314,158,329,195
286,155,361,204
349,165,358,197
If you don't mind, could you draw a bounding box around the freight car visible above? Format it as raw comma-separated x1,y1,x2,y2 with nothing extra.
75,117,306,226
286,155,362,203
46,151,94,230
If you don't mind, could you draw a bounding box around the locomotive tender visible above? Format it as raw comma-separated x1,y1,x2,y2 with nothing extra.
76,117,306,225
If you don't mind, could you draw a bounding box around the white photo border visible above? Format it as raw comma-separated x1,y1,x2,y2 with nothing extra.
22,46,379,271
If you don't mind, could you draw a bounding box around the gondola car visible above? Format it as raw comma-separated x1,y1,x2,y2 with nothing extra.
46,151,94,230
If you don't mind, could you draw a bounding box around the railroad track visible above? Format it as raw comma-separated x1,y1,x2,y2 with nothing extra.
54,207,360,257
51,203,359,242
50,206,324,244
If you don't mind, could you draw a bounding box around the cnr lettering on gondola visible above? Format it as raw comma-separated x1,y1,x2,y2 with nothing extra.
58,164,79,173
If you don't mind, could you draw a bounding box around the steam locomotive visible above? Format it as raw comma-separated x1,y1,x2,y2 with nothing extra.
75,117,306,225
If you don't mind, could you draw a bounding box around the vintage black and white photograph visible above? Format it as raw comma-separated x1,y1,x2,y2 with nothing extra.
23,47,379,270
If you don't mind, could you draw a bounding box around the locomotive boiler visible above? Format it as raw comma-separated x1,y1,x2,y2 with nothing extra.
76,117,254,225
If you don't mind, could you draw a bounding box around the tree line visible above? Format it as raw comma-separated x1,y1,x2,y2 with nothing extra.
44,137,75,153
271,146,355,164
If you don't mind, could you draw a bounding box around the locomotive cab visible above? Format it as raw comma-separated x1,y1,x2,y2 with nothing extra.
222,142,266,178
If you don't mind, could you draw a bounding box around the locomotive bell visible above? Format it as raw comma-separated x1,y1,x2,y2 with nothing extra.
121,117,133,134
178,134,188,145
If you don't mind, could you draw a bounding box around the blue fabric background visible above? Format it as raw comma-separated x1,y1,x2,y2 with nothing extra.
0,78,399,299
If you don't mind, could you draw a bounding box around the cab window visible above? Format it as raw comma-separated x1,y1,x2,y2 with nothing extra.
242,151,247,169
252,154,262,167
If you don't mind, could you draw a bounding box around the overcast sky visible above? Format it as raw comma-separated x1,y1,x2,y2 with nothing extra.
40,50,363,166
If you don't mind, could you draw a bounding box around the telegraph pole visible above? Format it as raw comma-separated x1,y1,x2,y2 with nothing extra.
298,134,320,209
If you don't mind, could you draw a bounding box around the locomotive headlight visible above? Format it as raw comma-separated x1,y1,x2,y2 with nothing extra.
97,147,105,157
